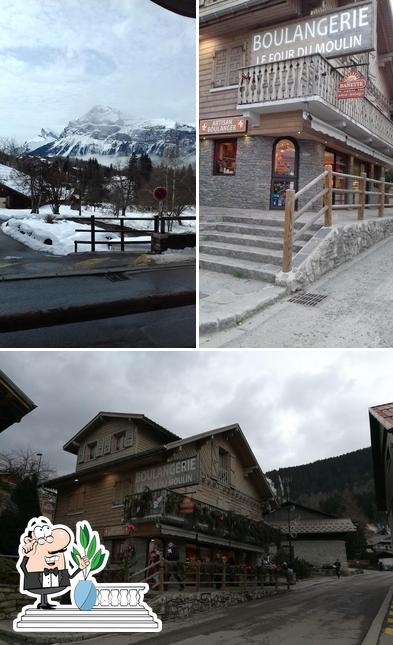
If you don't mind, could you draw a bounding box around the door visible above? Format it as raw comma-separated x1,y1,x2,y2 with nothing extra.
270,138,298,209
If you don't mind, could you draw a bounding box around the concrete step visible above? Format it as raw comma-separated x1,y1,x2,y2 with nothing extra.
200,241,282,266
199,254,278,282
201,221,317,241
201,231,305,253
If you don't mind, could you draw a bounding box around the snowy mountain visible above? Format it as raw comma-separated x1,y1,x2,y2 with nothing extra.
27,105,195,166
23,128,58,152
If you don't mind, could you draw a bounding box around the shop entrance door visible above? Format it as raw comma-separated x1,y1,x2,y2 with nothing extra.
270,138,298,209
324,150,348,205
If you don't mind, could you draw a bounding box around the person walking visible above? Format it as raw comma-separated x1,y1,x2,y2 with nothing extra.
164,542,184,591
333,559,341,579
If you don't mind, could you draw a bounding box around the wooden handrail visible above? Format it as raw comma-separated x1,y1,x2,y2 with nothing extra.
282,164,391,272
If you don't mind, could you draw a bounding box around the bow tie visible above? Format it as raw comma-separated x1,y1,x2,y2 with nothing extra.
44,567,59,576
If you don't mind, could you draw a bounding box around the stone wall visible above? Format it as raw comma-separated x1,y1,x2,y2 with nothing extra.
0,584,25,619
294,540,348,567
276,216,393,291
151,587,287,621
200,137,325,211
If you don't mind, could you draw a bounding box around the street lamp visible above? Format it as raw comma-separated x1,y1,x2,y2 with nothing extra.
36,452,43,477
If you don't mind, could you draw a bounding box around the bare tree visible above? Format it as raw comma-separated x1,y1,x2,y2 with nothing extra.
15,158,46,214
109,162,136,217
0,137,23,165
0,447,56,484
42,159,70,215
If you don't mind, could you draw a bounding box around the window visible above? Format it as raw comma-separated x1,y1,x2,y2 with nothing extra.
213,45,244,88
218,448,230,485
214,139,237,175
68,486,86,514
273,139,296,177
112,479,131,506
271,138,298,209
114,432,125,451
111,539,125,564
86,442,97,461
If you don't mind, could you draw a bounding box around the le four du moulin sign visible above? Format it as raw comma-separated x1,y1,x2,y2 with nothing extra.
251,1,374,64
135,456,199,492
199,117,248,135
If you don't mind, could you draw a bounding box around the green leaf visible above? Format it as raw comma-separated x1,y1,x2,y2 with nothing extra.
90,550,106,572
87,535,97,560
79,524,90,549
71,546,81,567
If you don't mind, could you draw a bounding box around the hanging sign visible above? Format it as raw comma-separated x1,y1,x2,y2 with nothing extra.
199,117,247,135
251,1,374,64
337,68,367,99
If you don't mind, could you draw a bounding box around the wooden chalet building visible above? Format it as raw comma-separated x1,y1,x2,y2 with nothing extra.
200,0,393,211
0,368,36,433
0,164,31,209
370,402,393,544
48,412,278,571
265,501,356,566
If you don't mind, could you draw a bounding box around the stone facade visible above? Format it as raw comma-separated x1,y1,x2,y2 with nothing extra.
200,136,325,211
292,540,348,567
277,216,393,291
151,587,287,621
0,584,25,620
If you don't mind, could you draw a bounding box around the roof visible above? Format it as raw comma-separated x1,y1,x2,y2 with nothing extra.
0,164,30,197
369,403,392,510
150,0,195,18
63,411,180,454
266,517,356,536
369,403,393,431
0,369,36,432
200,0,275,24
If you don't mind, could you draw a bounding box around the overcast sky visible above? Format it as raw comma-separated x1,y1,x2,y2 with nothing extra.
0,350,390,478
0,0,195,142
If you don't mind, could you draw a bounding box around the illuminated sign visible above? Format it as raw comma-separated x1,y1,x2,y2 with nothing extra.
199,116,247,135
251,2,374,64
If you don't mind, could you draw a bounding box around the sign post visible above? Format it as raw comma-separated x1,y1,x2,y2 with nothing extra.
152,186,168,234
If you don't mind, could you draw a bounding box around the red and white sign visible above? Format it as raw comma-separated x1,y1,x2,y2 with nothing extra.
199,116,248,135
337,68,367,100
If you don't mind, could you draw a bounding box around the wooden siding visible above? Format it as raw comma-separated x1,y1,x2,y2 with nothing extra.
76,418,165,472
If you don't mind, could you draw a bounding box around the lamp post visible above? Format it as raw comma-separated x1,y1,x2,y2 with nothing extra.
36,452,43,478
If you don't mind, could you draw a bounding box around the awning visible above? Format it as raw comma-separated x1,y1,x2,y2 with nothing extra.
159,523,268,553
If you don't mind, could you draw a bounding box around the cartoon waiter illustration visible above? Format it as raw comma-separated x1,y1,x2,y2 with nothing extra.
17,516,89,609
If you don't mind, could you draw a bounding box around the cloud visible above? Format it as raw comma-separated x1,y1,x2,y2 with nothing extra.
0,350,387,478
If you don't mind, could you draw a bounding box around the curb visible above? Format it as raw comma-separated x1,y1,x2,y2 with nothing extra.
0,260,195,282
0,291,196,333
361,584,393,645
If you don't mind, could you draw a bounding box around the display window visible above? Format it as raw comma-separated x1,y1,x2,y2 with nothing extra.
270,138,298,209
214,139,237,175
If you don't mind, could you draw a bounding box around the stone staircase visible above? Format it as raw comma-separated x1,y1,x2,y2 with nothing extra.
200,212,321,282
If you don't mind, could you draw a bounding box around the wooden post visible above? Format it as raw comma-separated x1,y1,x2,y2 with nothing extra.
282,189,295,272
74,241,77,253
120,218,125,252
159,558,164,593
91,215,95,252
358,172,366,220
154,215,159,233
160,216,166,234
222,561,226,591
324,164,333,227
195,561,200,592
379,169,385,218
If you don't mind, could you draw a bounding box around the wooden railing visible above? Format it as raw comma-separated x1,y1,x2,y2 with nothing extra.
238,55,393,148
282,165,393,272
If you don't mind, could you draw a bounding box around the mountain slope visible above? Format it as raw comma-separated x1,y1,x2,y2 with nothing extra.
28,105,195,166
267,447,381,526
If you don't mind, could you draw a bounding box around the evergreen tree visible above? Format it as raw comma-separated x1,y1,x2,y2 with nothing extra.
0,474,41,555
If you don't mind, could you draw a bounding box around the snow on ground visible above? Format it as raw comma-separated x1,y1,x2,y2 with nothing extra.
1,218,150,256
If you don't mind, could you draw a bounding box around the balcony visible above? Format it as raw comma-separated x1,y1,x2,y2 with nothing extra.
238,54,393,154
123,488,280,547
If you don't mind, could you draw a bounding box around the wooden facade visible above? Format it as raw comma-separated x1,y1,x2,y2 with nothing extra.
0,183,31,209
49,414,276,569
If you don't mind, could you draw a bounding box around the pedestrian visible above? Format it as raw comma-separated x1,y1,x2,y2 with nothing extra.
333,559,341,579
164,542,184,591
379,560,384,571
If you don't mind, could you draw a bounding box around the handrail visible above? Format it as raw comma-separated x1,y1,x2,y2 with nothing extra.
282,165,392,272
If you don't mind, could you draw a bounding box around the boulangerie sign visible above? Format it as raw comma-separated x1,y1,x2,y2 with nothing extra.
251,1,375,64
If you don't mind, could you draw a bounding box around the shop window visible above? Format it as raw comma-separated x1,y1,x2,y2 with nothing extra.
214,139,237,175
111,539,125,564
213,45,244,88
271,138,298,209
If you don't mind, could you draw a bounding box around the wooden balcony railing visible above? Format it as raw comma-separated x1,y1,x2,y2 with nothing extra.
238,55,393,148
282,164,393,272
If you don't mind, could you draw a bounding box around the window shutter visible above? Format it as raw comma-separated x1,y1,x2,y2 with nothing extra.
228,45,243,86
211,439,219,479
124,429,134,447
96,438,104,457
104,434,111,454
213,49,227,88
77,444,85,464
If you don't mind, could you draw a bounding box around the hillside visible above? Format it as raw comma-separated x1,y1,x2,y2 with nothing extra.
267,447,382,526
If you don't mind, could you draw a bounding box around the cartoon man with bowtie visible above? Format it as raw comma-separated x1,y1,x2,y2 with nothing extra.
17,517,89,610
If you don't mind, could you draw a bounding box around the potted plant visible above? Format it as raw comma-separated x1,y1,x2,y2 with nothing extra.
71,522,108,611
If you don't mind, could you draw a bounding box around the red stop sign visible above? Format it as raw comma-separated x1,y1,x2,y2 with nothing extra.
153,186,167,202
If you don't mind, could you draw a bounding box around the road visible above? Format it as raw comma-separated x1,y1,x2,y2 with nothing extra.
201,236,393,348
62,572,391,645
0,305,196,347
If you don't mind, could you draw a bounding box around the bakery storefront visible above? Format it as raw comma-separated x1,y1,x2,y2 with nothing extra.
199,0,393,211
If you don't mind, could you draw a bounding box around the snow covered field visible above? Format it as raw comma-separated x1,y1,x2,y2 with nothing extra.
0,205,195,256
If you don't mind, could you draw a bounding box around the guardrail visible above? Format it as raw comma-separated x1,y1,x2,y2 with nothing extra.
282,165,393,272
74,215,196,252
